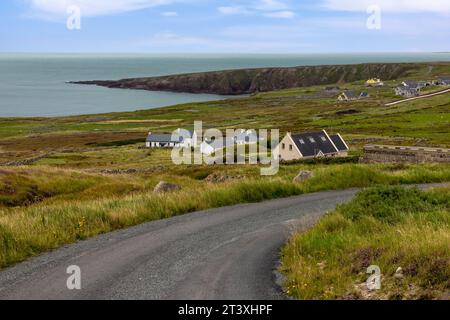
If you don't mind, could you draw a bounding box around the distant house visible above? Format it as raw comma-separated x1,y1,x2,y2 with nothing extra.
146,133,182,148
200,136,235,156
172,129,200,148
146,129,199,148
400,80,431,90
418,80,432,88
401,80,421,90
199,141,215,156
276,130,349,161
395,86,420,98
366,78,384,87
338,90,369,102
234,129,261,145
146,127,269,153
359,92,370,99
437,77,450,86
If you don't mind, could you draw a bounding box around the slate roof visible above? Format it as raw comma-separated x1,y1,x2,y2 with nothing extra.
360,92,369,98
204,136,236,151
146,133,182,143
343,90,358,99
396,87,419,95
330,134,349,152
402,80,420,89
290,131,339,157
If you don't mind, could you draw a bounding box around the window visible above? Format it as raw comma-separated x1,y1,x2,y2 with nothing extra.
309,137,316,143
289,145,293,151
320,136,327,142
282,143,285,150
299,139,305,144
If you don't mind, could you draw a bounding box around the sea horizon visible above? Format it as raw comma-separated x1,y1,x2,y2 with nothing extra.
1,52,450,118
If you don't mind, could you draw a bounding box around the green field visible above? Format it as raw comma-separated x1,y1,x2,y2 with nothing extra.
0,65,449,298
0,64,449,166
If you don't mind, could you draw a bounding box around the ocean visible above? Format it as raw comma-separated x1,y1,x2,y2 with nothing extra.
1,53,450,117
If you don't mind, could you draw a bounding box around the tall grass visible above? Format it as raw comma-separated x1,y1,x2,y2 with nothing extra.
299,163,450,193
0,178,301,268
0,163,449,270
0,166,151,207
280,186,450,300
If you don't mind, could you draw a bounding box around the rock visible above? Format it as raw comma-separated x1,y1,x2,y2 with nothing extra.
100,169,138,175
394,267,405,280
154,181,181,194
317,261,327,270
205,173,243,183
293,171,315,183
4,154,50,167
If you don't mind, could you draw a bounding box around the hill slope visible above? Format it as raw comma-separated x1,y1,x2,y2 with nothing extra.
73,62,424,95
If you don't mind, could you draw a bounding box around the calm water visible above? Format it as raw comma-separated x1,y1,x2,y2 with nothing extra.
1,53,450,117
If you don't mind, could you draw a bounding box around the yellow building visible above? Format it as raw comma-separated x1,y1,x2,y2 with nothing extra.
366,78,384,87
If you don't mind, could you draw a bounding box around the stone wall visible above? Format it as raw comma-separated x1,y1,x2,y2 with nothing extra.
362,145,450,164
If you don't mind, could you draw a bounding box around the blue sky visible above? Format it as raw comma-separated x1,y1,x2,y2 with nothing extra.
1,0,450,53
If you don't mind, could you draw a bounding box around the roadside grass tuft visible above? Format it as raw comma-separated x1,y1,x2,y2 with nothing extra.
280,186,450,300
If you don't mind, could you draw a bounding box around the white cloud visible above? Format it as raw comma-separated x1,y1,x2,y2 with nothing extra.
218,6,251,15
161,11,178,16
263,11,295,19
322,0,450,13
28,0,177,17
218,0,295,19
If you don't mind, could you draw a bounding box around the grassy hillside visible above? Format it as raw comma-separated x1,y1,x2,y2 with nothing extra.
1,164,450,269
280,186,450,300
73,62,426,95
1,70,449,166
0,62,449,274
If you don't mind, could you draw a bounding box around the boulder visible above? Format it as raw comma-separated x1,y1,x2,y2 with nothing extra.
394,267,405,280
205,173,243,183
293,171,315,183
154,181,181,194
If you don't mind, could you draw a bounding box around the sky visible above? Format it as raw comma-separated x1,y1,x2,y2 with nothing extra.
1,0,450,53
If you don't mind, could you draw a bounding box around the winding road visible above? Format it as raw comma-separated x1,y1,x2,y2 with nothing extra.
0,184,446,300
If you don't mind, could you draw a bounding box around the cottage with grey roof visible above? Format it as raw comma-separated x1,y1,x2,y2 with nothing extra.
395,79,432,97
395,86,420,97
276,130,349,161
401,80,421,90
338,90,369,102
146,132,182,148
438,77,450,86
146,129,200,149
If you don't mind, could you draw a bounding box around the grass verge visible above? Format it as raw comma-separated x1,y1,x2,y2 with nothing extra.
0,178,301,268
0,163,449,270
280,186,450,300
